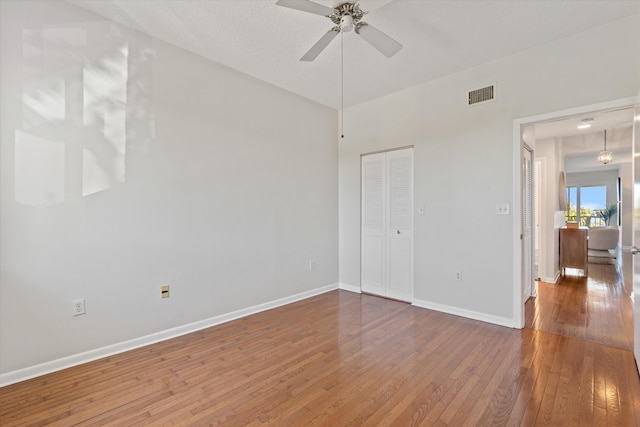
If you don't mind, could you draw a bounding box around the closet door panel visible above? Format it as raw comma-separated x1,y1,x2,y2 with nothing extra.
361,154,385,295
387,236,412,300
386,149,413,301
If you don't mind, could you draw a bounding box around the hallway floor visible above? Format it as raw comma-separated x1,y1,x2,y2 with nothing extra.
526,253,634,351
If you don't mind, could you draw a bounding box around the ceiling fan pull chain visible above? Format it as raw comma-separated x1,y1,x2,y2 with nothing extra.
341,30,344,139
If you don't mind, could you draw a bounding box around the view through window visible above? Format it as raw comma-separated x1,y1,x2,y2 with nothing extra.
565,185,607,227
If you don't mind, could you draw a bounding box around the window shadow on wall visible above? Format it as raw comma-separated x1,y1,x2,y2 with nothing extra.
16,20,155,208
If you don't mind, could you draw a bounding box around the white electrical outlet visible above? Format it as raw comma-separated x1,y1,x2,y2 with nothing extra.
455,272,462,281
72,299,86,316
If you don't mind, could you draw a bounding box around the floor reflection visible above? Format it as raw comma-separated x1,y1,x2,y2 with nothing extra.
3,289,637,424
525,257,633,351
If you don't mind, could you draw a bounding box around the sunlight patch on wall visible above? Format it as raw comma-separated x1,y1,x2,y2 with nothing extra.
22,79,66,129
14,131,65,208
82,44,128,196
15,21,146,207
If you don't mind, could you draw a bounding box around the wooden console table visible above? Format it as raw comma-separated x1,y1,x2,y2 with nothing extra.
559,227,588,277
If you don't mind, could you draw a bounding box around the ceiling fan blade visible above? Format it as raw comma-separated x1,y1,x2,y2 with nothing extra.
356,22,402,58
300,28,340,61
275,0,335,16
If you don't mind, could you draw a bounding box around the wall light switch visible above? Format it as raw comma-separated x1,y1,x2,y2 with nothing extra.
496,203,510,215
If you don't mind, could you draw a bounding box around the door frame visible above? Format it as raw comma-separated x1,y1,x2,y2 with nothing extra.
632,99,639,374
511,96,637,328
522,143,534,303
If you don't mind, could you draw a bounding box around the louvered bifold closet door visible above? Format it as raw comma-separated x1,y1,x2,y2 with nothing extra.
361,153,386,296
386,149,413,302
361,148,413,302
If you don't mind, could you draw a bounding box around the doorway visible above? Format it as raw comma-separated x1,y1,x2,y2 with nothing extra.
513,98,636,330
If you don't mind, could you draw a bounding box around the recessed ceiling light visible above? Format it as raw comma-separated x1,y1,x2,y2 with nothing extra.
577,118,593,129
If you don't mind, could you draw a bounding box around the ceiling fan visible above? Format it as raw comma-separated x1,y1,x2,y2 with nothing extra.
275,0,402,61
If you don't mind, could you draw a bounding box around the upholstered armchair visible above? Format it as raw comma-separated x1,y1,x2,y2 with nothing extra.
587,226,619,263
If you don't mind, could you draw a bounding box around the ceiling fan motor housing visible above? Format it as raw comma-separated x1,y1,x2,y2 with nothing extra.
330,2,366,32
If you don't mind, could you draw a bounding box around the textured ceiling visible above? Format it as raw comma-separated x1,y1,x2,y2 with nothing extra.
68,0,640,111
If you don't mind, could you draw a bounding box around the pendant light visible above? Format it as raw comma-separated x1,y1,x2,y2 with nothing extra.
597,129,613,165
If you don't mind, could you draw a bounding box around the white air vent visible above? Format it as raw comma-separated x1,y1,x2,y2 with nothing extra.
468,84,495,106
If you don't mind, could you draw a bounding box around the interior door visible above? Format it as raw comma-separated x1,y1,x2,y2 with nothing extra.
385,149,413,302
632,103,640,374
522,145,534,302
361,148,414,302
361,153,386,296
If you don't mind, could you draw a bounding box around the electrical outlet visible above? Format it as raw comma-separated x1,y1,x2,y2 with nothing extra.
161,285,170,298
309,260,316,271
455,272,462,281
72,299,85,316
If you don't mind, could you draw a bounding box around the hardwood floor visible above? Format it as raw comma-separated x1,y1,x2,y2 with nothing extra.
1,280,639,425
525,259,634,351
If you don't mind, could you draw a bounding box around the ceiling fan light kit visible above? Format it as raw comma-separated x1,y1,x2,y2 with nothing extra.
330,2,363,32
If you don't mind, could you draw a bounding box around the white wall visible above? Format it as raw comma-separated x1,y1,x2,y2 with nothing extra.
0,1,338,376
339,15,639,324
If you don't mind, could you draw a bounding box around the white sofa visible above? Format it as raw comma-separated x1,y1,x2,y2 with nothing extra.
587,226,619,264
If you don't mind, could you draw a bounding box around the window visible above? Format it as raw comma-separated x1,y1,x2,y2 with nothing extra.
566,186,577,223
565,185,607,227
